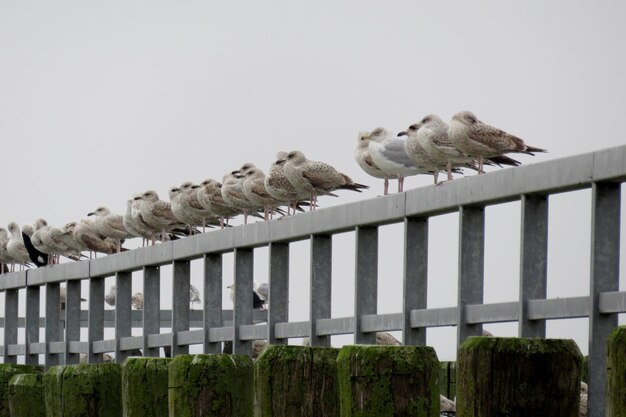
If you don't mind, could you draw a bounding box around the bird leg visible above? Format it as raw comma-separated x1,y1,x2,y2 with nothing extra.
478,156,485,174
398,176,405,193
384,179,389,196
433,171,439,185
244,213,248,225
447,161,454,181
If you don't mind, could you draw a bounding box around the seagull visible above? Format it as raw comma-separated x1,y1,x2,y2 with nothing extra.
177,181,219,231
131,292,144,310
124,196,158,245
254,281,268,303
88,206,134,252
221,171,260,224
50,222,86,260
265,152,310,214
354,132,397,195
283,150,368,209
7,223,31,271
59,286,87,310
189,284,201,309
242,167,285,220
0,228,13,273
448,111,547,173
365,127,426,192
72,219,119,256
21,223,48,267
169,186,204,234
105,284,116,307
196,179,242,228
137,190,188,242
227,284,266,309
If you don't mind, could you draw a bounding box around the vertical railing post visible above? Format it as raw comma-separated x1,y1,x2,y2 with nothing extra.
25,285,40,365
518,195,548,338
203,254,222,354
172,261,190,356
143,266,160,357
355,226,378,344
88,276,104,363
233,248,253,355
115,271,132,362
457,206,485,346
588,182,621,417
64,280,81,364
45,283,61,368
403,217,428,345
3,288,18,364
267,243,289,345
310,234,331,347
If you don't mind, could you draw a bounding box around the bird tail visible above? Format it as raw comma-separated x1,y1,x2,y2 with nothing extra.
487,155,522,167
523,145,547,155
338,182,369,192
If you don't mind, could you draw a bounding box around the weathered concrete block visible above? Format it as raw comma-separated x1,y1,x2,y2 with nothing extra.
122,357,171,417
457,337,582,417
255,345,339,417
169,354,254,417
43,363,123,417
8,373,45,417
607,326,626,416
337,345,440,417
0,364,43,417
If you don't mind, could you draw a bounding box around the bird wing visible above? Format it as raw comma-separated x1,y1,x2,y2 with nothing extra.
380,139,419,168
81,232,117,254
301,161,344,189
469,122,525,153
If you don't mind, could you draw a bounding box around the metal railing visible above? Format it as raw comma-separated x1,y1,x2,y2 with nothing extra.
1,145,624,416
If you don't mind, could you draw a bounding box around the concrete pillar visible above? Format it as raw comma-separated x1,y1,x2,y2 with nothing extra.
0,364,43,417
8,373,45,417
457,337,582,417
122,357,171,417
337,345,440,417
254,345,339,417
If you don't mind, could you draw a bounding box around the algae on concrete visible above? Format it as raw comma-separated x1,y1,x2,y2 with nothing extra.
169,354,254,417
122,357,171,417
337,345,440,417
0,363,43,417
8,373,45,417
607,326,626,417
43,363,123,417
255,345,340,417
456,337,582,417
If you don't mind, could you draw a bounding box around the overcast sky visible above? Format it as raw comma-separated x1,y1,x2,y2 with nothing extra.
1,1,625,360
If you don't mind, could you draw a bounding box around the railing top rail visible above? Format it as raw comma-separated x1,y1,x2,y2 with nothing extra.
1,144,625,287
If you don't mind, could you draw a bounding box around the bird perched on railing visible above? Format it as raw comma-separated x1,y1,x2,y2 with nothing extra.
221,167,263,224
354,132,397,196
73,219,120,257
196,179,243,228
265,151,311,214
448,111,546,173
0,228,13,273
283,150,368,209
21,223,48,267
362,127,426,192
88,206,135,252
228,282,267,310
6,223,31,271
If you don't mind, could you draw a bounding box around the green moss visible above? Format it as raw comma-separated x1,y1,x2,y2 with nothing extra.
0,364,43,417
43,364,123,417
254,345,340,416
439,361,456,399
607,326,626,416
457,337,582,417
8,373,45,417
122,357,171,417
337,345,439,417
169,354,254,417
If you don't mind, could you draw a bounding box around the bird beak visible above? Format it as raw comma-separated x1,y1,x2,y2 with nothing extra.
87,212,95,216
133,196,142,201
397,131,407,137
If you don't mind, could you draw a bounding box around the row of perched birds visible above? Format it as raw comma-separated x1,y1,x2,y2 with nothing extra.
355,111,546,194
0,111,545,272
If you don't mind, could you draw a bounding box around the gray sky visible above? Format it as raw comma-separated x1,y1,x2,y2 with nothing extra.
1,1,625,360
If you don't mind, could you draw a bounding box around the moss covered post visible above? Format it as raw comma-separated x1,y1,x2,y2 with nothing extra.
43,363,123,417
457,337,582,417
122,357,171,417
337,345,439,417
169,354,254,417
0,364,43,417
607,326,626,416
8,373,45,417
255,345,339,416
